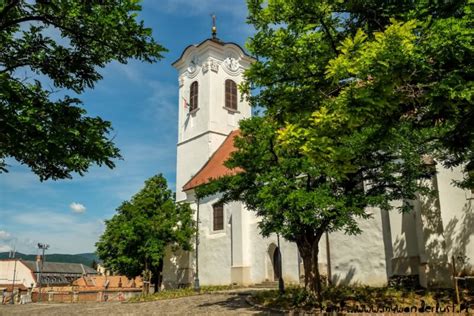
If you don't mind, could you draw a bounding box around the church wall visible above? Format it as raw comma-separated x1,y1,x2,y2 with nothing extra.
162,248,193,289
245,207,300,285
388,199,424,280
176,134,223,202
195,195,233,285
382,165,473,288
436,166,474,274
328,208,389,286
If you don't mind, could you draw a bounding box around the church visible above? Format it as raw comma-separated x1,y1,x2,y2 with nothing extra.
162,31,474,289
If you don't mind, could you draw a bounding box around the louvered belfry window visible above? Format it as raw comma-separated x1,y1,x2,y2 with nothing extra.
225,79,238,110
189,81,198,111
213,203,224,231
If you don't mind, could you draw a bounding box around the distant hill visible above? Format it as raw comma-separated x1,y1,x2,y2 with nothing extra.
0,252,98,267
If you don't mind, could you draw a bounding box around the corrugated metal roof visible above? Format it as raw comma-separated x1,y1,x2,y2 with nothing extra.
22,261,97,275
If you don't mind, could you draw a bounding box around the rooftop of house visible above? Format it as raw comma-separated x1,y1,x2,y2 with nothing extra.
21,260,97,275
73,275,143,290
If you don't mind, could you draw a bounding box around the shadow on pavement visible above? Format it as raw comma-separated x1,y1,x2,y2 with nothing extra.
197,294,283,315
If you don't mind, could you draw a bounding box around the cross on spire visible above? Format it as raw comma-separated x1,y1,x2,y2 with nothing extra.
211,14,217,39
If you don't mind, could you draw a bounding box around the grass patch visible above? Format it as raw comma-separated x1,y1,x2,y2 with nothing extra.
251,285,466,312
128,284,242,302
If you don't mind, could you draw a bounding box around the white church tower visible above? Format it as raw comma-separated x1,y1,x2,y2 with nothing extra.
172,25,254,202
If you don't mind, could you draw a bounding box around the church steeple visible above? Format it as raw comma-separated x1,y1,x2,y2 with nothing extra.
173,34,254,202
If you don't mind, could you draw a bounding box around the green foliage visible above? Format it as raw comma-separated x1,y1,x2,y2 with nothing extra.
197,116,434,300
0,0,166,180
252,285,456,310
200,0,473,299
244,0,473,189
96,174,194,279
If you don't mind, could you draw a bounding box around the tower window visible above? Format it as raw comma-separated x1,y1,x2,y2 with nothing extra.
213,203,224,231
190,81,198,111
225,79,238,110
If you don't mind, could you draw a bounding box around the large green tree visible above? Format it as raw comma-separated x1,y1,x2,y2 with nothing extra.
0,0,166,180
198,0,473,300
197,117,433,301
96,174,194,293
244,0,473,189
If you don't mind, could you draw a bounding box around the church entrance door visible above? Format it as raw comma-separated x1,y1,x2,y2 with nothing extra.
273,247,281,280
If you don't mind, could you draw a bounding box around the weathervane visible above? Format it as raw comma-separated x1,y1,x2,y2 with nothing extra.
211,14,217,39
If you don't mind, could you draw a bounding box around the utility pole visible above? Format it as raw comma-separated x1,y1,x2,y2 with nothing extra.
194,198,200,292
37,243,49,302
10,248,17,305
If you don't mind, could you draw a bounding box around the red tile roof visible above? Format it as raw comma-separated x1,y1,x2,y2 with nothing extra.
183,130,242,191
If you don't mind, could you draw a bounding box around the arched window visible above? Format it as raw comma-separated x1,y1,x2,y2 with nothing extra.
213,203,224,231
225,79,238,110
189,81,198,111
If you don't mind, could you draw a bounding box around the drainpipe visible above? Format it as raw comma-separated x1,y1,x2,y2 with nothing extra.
325,231,332,285
277,234,285,294
194,198,200,292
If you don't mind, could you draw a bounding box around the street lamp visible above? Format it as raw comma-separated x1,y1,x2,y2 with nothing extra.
37,243,49,302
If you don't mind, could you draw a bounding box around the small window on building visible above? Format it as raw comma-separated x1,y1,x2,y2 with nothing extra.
190,81,198,111
213,203,224,231
225,79,238,110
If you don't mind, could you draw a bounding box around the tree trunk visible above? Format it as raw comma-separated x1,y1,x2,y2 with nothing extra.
297,234,323,304
153,258,164,293
143,260,150,295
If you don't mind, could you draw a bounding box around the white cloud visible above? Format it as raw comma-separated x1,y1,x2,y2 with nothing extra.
0,230,11,240
0,230,13,252
69,202,86,214
0,245,11,252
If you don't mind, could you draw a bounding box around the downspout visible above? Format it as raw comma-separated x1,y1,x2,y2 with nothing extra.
277,234,285,294
325,231,332,285
194,197,200,292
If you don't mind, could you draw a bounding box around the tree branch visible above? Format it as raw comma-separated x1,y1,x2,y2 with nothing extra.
0,0,21,22
319,18,337,54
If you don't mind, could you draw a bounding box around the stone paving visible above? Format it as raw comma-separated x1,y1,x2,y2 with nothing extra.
0,292,278,316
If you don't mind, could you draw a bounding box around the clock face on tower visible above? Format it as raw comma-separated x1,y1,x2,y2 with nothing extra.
187,55,199,74
224,57,239,71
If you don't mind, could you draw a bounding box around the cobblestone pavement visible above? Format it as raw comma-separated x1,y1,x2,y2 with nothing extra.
0,292,277,316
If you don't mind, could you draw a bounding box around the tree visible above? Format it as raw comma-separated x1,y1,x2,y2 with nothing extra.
244,0,473,189
96,174,194,293
196,117,432,302
0,0,166,180
238,0,472,295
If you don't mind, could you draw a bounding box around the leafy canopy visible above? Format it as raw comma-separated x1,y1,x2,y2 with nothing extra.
244,0,473,189
196,116,435,297
96,174,194,278
0,0,166,180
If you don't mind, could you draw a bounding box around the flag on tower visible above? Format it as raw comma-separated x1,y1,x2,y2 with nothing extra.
182,97,189,110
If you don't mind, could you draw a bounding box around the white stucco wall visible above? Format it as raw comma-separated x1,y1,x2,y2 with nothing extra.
328,208,388,286
436,166,473,270
0,260,36,288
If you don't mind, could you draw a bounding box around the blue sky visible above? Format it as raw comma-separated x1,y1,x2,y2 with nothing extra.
0,0,252,254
